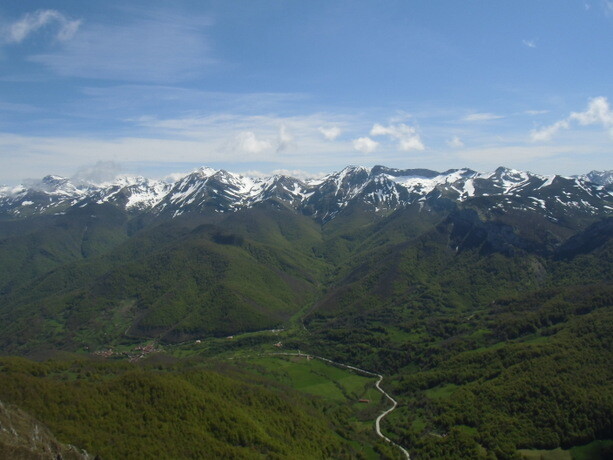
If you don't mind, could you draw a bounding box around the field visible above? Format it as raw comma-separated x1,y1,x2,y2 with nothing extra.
519,440,613,460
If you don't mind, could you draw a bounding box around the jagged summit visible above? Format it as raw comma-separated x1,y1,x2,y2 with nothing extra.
575,170,613,186
0,165,611,222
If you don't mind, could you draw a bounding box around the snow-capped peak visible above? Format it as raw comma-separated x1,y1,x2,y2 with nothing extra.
1,165,611,221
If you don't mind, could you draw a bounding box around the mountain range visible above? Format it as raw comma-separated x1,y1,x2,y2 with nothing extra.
2,165,611,222
0,164,611,458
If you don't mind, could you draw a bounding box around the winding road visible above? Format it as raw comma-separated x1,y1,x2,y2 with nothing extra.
271,352,410,459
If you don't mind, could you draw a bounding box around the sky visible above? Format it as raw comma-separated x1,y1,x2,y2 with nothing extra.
0,0,612,185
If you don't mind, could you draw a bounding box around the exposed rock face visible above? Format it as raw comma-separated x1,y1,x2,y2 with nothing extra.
0,401,91,460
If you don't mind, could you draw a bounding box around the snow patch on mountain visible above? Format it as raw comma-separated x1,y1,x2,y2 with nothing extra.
1,166,611,221
575,170,613,186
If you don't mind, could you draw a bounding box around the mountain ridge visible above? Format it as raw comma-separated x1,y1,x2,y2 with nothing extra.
1,165,611,223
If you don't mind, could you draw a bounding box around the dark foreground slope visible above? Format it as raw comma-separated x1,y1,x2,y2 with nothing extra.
0,400,90,460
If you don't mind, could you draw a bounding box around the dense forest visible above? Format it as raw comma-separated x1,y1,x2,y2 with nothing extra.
0,356,404,459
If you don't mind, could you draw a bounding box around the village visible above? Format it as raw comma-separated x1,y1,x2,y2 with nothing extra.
92,342,159,362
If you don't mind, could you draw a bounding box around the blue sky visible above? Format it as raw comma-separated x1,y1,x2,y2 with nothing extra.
1,0,612,184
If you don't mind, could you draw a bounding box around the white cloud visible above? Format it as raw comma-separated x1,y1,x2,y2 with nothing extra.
530,120,569,142
352,137,379,153
398,136,425,151
233,131,272,154
272,169,326,180
4,10,81,44
1,123,609,186
447,136,464,148
531,96,613,141
319,126,341,140
522,39,537,48
71,160,122,185
569,96,613,127
463,113,504,122
0,127,362,186
370,124,389,137
276,125,294,152
56,19,81,41
525,110,549,116
129,112,357,162
370,123,425,151
164,171,190,183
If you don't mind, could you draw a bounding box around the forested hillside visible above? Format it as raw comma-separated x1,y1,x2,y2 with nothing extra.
0,356,390,459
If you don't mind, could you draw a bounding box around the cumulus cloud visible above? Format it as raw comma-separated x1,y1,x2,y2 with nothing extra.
352,137,379,153
463,113,504,122
319,126,341,140
531,96,613,141
370,123,425,151
570,96,613,126
4,10,81,44
447,136,464,148
233,131,272,154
